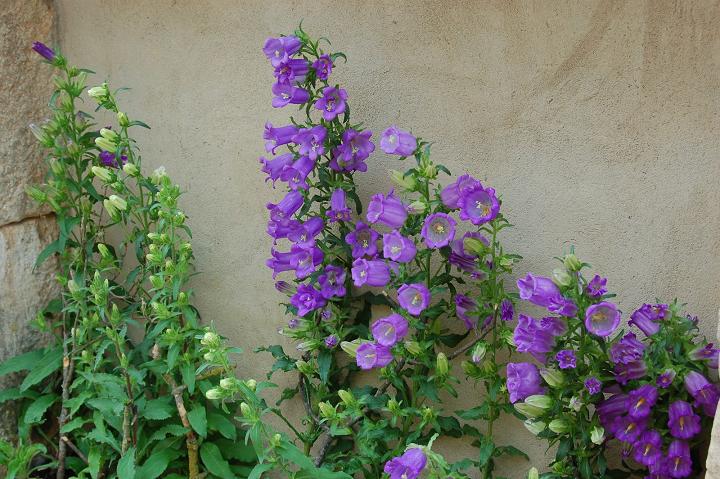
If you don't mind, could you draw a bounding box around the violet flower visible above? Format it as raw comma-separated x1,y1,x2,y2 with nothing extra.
586,274,608,298
448,232,487,275
667,400,701,439
547,295,578,317
612,415,647,443
667,440,693,478
293,125,326,160
585,301,621,337
506,362,543,403
279,155,315,190
657,369,677,388
458,184,500,225
597,393,628,429
366,190,408,229
614,360,648,385
345,222,379,258
274,58,309,84
328,188,351,223
315,86,347,121
271,81,310,108
513,314,561,362
380,125,417,156
627,384,658,419
263,122,299,153
267,190,303,224
684,371,719,416
610,332,645,365
312,54,333,80
556,350,577,369
290,285,326,317
32,41,56,61
501,299,514,321
260,153,294,184
99,151,127,168
382,230,416,263
689,343,719,369
371,313,409,347
356,342,393,370
629,304,662,336
455,294,478,330
585,377,602,395
383,448,427,479
421,213,456,248
287,217,324,249
397,283,430,316
440,174,482,209
324,335,339,349
517,273,561,308
263,36,301,67
318,264,347,299
632,430,663,467
330,129,374,173
351,259,390,287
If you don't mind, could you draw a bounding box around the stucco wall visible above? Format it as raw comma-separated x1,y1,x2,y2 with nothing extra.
56,1,720,477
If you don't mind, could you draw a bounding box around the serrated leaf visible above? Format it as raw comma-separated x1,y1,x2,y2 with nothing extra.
19,346,62,391
188,404,207,438
60,416,88,433
181,362,195,394
200,442,236,478
136,448,174,479
24,394,58,424
207,412,236,441
141,398,175,420
148,424,188,443
0,350,44,376
88,445,101,479
117,447,136,479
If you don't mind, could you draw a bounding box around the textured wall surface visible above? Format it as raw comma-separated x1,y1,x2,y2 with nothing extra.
56,1,720,476
0,0,57,439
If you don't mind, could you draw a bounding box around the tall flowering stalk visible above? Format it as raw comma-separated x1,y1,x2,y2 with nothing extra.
508,253,718,478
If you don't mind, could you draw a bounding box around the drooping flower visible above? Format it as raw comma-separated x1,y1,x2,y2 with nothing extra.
290,284,326,317
632,430,663,467
586,274,608,298
324,335,339,349
547,295,578,317
421,213,457,248
440,174,482,209
366,191,408,229
356,342,393,370
274,57,309,84
266,245,323,279
556,350,577,369
689,343,719,369
448,231,486,276
263,36,302,67
458,184,500,225
259,153,294,184
397,283,431,316
629,304,663,336
345,222,379,258
32,41,56,61
330,129,374,172
98,150,127,168
318,265,346,299
614,360,648,385
506,362,544,403
327,188,351,223
293,125,327,160
627,384,658,419
667,400,702,439
610,332,645,365
585,377,602,395
382,230,416,263
513,314,561,362
585,302,622,337
263,122,299,153
657,369,677,388
380,125,417,156
271,81,310,108
455,294,478,330
312,54,333,80
267,190,303,224
351,259,390,287
666,440,693,478
279,155,316,190
612,415,647,443
383,448,427,479
287,217,324,249
684,371,719,416
501,299,514,321
517,273,561,308
274,281,296,295
315,86,348,121
597,394,628,429
371,314,409,347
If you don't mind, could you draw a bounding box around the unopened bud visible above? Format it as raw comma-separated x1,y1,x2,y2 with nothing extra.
201,331,219,347
295,360,314,375
525,395,553,410
591,426,605,445
338,389,355,406
471,342,487,364
117,111,129,127
108,195,127,211
245,379,257,391
548,418,570,434
523,420,546,436
552,268,572,287
340,340,361,358
436,352,449,377
318,401,335,418
514,402,545,419
407,200,427,214
95,137,116,152
91,166,113,182
219,377,235,389
389,169,416,191
99,128,119,142
205,388,222,400
540,368,565,387
563,253,582,272
122,162,139,176
568,396,582,412
240,402,252,417
404,341,422,356
97,243,111,259
527,467,540,479
87,83,108,100
463,237,486,256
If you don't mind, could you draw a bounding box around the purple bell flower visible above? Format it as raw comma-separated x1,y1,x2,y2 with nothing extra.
513,314,561,362
657,369,677,388
667,400,702,439
585,301,622,337
366,190,408,229
667,440,693,478
271,81,310,108
279,155,315,190
99,151,127,168
684,371,719,416
324,335,339,349
290,284,326,317
32,41,56,61
291,125,326,161
351,259,390,287
501,299,514,321
263,36,302,67
315,86,348,121
274,57,309,84
421,213,456,248
263,122,299,154
345,222,379,259
448,232,486,275
383,448,427,479
556,349,577,369
689,343,719,369
614,360,648,385
260,152,294,185
627,384,658,419
328,188,351,223
632,430,663,467
455,294,478,330
330,129,374,173
611,332,645,365
382,230,416,263
585,377,602,395
458,184,500,225
547,295,578,317
380,125,417,156
356,342,393,370
312,54,333,80
629,304,662,336
612,415,647,443
371,313,409,347
586,274,608,298
517,273,561,308
597,393,628,429
287,217,324,249
440,174,482,209
506,362,543,403
397,283,431,316
267,191,303,224
318,264,347,299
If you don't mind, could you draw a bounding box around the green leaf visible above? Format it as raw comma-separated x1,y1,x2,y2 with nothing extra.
556,437,572,460
188,404,207,438
136,448,174,479
141,398,175,420
478,437,495,467
35,238,62,267
200,442,236,478
60,416,88,434
147,424,188,443
318,350,332,384
181,362,195,394
0,388,34,403
494,445,528,460
207,412,236,441
19,346,62,391
88,445,101,479
248,463,273,479
23,394,58,424
117,447,136,479
456,404,489,420
128,120,151,129
0,350,44,376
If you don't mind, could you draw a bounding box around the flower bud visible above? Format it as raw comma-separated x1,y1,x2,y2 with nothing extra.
239,402,252,417
525,395,553,410
122,162,139,176
523,420,547,436
318,401,335,418
108,195,127,211
568,396,582,412
295,360,314,375
340,340,361,358
591,426,605,445
436,352,449,377
205,388,223,400
67,279,80,294
151,166,167,184
527,467,539,479
91,166,113,182
87,83,108,101
386,398,401,413
389,169,416,192
201,331,219,347
271,433,282,448
563,253,582,272
95,137,116,152
548,418,570,434
540,368,565,387
471,342,487,364
29,123,52,145
514,402,545,419
97,243,111,259
49,158,65,176
407,200,427,214
552,268,573,287
177,291,188,306
117,111,129,127
245,379,257,391
421,406,435,422
219,377,235,389
463,237,487,256
338,389,355,407
26,186,47,202
99,128,119,142
404,341,422,356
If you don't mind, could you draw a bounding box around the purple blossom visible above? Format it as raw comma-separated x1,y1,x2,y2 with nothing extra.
99,151,127,168
32,41,56,61
501,299,514,321
279,155,315,190
597,394,628,429
632,430,663,467
585,302,621,337
315,86,347,121
684,371,719,416
383,448,427,479
614,360,647,385
440,174,482,209
667,440,693,478
356,342,393,370
274,58,309,84
330,129,374,172
287,217,324,249
328,189,351,223
293,125,326,160
657,369,677,388
371,313,409,347
366,191,407,229
287,318,299,329
318,264,346,299
458,184,500,225
506,362,543,403
263,36,302,67
610,332,645,365
629,304,664,336
266,245,323,279
351,259,390,287
380,125,417,156
312,54,333,80
324,335,339,349
612,415,647,443
556,350,577,369
345,222,379,259
271,81,310,108
547,295,578,317
274,281,295,295
667,400,701,439
448,232,486,276
421,213,456,248
382,230,416,263
540,316,568,336
263,122,299,153
397,283,431,316
513,314,561,362
290,284,326,317
627,384,658,419
586,274,608,298
267,190,304,224
260,153,294,184
517,273,561,308
689,343,719,369
455,294,478,330
585,377,602,395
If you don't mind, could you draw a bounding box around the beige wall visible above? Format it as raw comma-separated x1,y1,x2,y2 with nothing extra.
56,1,720,476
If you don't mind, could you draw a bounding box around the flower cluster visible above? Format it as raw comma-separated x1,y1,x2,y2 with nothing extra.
508,253,718,478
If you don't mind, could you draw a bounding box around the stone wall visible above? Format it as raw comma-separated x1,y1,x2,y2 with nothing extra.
0,0,58,439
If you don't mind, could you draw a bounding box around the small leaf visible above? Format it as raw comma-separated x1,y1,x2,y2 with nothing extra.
200,442,236,478
188,404,207,438
24,394,58,424
318,350,332,384
136,448,174,479
141,398,175,420
117,447,136,479
181,362,195,394
207,412,236,441
248,463,273,479
88,445,102,479
20,346,62,391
